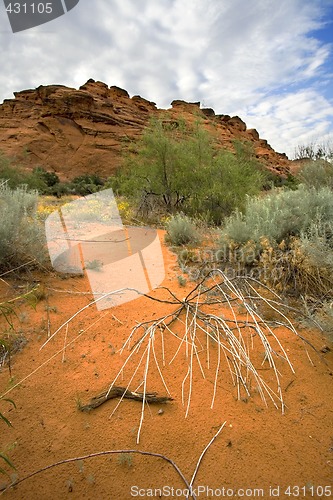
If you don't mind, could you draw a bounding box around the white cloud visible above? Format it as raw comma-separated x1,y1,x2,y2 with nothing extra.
246,89,333,155
0,0,332,158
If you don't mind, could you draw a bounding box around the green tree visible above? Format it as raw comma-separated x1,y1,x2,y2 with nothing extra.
189,141,266,223
32,167,59,187
109,119,266,224
110,119,213,212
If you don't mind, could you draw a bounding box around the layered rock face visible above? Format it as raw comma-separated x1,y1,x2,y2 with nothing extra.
0,79,291,180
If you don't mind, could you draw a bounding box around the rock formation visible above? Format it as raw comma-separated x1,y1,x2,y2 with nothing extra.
0,79,291,180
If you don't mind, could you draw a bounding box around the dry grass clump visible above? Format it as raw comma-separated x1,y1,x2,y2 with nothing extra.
0,286,39,374
258,236,333,297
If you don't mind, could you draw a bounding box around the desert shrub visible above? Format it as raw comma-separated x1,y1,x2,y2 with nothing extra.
177,275,187,287
220,186,333,253
300,216,333,267
258,234,333,297
0,183,47,271
27,167,60,194
219,186,333,306
48,182,71,197
0,153,29,189
70,174,104,195
296,159,333,190
264,172,299,190
216,224,333,315
287,217,333,296
32,167,59,187
165,214,201,246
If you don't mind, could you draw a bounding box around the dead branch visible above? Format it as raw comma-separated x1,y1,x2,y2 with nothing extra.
0,450,193,498
0,422,227,499
79,386,173,412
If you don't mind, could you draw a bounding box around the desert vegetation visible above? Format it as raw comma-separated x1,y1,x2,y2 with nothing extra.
0,396,16,477
107,118,268,224
293,138,333,162
0,153,105,197
0,126,332,495
218,160,333,334
0,182,47,272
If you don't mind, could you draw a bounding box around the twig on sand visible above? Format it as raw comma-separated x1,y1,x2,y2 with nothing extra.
0,422,227,500
187,421,227,499
78,385,173,412
0,450,191,497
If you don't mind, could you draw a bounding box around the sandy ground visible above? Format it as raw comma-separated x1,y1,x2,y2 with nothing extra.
0,233,332,500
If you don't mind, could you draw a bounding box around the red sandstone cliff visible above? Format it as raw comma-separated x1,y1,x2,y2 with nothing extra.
0,79,291,180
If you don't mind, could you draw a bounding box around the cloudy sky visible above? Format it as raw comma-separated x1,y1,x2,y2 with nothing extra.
0,0,332,158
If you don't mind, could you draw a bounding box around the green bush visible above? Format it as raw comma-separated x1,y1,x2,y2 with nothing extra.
70,174,104,195
28,167,60,193
47,182,71,197
0,152,62,195
220,186,333,251
0,183,47,271
264,172,299,190
219,186,333,303
297,159,333,190
0,153,29,189
165,214,201,246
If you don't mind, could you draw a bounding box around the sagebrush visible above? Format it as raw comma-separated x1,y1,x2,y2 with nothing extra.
165,214,201,246
0,183,47,271
219,186,333,328
297,159,333,190
220,186,333,254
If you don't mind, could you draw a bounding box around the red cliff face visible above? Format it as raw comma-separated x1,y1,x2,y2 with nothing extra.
0,79,291,180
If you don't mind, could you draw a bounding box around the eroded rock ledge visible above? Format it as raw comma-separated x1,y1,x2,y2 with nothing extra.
0,79,290,180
